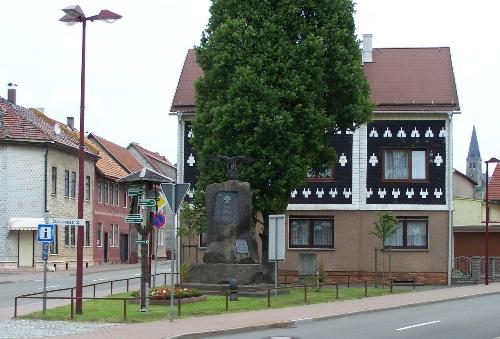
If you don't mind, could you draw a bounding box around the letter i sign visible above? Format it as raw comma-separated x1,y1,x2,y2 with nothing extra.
37,224,55,242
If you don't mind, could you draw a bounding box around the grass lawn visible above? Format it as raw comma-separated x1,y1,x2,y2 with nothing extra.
22,286,405,323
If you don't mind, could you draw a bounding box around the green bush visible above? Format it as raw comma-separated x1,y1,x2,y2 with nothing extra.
180,262,192,282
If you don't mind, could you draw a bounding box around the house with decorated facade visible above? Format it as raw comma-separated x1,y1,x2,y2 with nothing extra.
170,35,460,284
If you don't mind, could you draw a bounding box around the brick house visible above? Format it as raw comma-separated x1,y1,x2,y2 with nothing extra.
170,36,460,284
0,91,97,270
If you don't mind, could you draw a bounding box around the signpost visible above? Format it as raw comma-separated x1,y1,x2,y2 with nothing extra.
139,198,156,208
38,220,54,314
128,184,144,196
48,218,84,226
269,215,286,296
125,214,144,224
160,183,190,322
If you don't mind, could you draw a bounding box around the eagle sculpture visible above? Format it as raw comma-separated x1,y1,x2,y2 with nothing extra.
212,155,254,180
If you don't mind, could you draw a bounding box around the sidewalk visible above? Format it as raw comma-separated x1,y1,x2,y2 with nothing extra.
56,282,500,339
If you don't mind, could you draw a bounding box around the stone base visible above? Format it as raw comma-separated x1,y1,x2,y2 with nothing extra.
129,295,207,305
189,263,273,285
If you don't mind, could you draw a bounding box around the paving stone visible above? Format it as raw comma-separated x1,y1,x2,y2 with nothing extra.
0,319,117,338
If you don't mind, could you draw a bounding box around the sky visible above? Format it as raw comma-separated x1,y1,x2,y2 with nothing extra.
0,0,498,173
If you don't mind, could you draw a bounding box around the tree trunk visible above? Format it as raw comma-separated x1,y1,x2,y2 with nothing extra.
260,212,269,262
140,237,148,310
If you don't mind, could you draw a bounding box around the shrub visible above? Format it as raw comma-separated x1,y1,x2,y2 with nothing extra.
180,262,192,282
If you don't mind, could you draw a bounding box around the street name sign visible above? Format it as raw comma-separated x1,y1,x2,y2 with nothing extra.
135,240,149,244
125,214,143,223
139,198,156,207
127,185,144,196
37,224,55,242
49,218,85,226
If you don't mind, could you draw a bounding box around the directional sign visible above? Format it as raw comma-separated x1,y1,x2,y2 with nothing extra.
49,218,85,226
153,212,166,229
160,183,190,214
37,224,55,242
139,198,156,207
156,192,168,211
128,184,144,196
135,240,149,244
42,242,49,261
125,214,144,224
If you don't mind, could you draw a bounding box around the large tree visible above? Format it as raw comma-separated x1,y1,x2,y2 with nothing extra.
192,0,372,258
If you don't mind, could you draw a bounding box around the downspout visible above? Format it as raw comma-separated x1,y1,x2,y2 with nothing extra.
447,112,454,285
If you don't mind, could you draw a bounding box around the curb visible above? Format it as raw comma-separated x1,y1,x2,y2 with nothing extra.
169,288,500,338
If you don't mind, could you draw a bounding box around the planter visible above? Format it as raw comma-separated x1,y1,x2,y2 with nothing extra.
129,295,207,306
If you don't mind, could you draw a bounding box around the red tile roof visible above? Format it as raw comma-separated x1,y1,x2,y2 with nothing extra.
170,47,460,113
90,134,142,174
489,164,500,201
0,97,99,156
130,142,173,166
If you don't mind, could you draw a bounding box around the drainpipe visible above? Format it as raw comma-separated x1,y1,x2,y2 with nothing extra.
447,112,454,285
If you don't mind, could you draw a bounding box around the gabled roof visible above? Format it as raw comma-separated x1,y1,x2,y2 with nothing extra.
454,168,478,185
467,125,481,161
117,167,172,184
129,142,173,166
489,164,500,201
90,134,142,174
170,47,460,113
0,97,99,156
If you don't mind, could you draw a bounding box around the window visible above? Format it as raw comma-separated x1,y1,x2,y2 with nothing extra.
96,223,103,247
64,225,76,247
85,176,91,201
384,218,428,249
110,225,119,247
114,183,119,206
200,231,208,248
64,170,70,197
289,217,334,248
85,221,91,247
70,171,76,198
383,149,426,180
49,225,58,254
97,179,102,203
51,167,57,195
103,181,109,204
122,185,127,207
307,167,334,181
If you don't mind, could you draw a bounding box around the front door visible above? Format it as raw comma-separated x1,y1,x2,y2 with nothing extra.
120,234,129,263
18,231,34,267
104,232,109,262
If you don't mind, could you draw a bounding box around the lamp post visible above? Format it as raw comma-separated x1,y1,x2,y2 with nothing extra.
59,5,122,314
484,157,500,285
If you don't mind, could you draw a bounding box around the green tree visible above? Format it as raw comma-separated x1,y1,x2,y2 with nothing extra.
369,212,398,286
192,0,372,259
178,201,207,263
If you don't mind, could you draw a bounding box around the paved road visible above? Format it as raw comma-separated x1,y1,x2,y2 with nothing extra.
212,293,500,339
0,262,172,319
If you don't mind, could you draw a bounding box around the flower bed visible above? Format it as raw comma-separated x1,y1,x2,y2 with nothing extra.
130,286,206,305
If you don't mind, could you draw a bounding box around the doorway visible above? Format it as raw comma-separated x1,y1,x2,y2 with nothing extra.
104,232,109,262
18,231,34,267
120,234,129,263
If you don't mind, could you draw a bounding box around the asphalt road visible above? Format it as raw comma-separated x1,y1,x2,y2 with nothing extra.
212,293,500,339
0,262,172,318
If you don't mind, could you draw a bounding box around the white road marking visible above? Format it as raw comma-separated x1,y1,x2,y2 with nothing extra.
396,320,441,331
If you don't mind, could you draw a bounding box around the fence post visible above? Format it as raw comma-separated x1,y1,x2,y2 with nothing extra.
390,279,393,293
178,296,181,317
267,289,271,308
123,299,127,321
111,281,113,295
347,275,350,288
304,284,307,302
14,297,17,318
336,283,339,299
164,273,167,286
225,290,228,311
364,279,367,296
70,288,74,320
126,279,129,293
93,284,96,298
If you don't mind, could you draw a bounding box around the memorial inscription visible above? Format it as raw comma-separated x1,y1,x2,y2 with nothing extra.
214,191,239,225
235,239,249,254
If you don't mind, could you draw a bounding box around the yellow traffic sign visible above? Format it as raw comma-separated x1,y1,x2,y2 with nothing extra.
156,192,168,211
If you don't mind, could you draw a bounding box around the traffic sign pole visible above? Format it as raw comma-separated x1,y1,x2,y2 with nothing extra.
43,212,49,314
169,184,176,322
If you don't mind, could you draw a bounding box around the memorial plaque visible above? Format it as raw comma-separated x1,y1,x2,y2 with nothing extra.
235,239,249,254
214,191,239,225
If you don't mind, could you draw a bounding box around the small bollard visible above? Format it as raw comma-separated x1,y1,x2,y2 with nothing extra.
335,283,339,299
364,279,367,296
229,278,238,301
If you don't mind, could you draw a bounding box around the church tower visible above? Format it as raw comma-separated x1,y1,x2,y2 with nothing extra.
466,125,484,198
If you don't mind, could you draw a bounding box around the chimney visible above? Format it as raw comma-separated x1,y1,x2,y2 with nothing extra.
362,34,373,63
67,117,74,129
7,83,17,104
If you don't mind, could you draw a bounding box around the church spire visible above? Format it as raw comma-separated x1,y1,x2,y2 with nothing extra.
467,125,481,161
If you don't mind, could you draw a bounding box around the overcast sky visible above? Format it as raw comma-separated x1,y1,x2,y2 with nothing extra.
1,1,497,173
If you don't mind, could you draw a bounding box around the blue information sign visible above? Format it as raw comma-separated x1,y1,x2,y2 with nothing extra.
37,224,55,243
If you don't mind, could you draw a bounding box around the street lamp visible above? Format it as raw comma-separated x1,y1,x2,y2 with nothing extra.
484,157,500,285
59,5,122,314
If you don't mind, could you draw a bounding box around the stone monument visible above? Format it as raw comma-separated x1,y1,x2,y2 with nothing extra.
188,156,271,285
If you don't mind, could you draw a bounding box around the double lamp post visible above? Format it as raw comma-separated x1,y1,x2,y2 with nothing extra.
59,5,122,313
